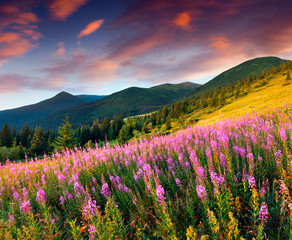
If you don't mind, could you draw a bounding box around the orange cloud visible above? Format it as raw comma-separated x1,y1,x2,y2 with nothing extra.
21,29,43,41
174,12,192,29
52,42,66,56
48,0,89,21
0,2,41,65
0,32,38,65
78,19,104,38
82,58,119,82
209,36,231,50
112,33,169,61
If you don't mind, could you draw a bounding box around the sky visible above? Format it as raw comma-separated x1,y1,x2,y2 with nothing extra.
0,0,292,110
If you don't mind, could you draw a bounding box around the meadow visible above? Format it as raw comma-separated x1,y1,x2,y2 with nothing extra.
0,105,292,239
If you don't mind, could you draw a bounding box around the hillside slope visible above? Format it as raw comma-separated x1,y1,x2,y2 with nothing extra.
33,82,200,129
198,72,292,125
189,56,285,97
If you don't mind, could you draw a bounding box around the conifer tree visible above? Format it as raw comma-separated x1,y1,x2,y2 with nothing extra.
0,122,12,147
165,117,171,130
53,116,77,151
118,126,126,144
30,126,47,157
286,68,291,81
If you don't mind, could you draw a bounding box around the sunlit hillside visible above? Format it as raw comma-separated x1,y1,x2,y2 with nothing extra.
199,71,292,125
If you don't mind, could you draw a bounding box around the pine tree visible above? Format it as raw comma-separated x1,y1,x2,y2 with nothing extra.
118,126,126,144
53,116,77,151
286,68,291,81
165,117,171,130
0,122,12,147
30,126,47,157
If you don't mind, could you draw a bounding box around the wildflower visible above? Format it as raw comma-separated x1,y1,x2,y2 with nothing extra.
196,184,208,200
20,200,32,214
219,153,226,168
274,150,282,167
154,165,161,175
156,184,167,205
22,187,28,199
58,174,66,183
92,177,97,184
59,196,65,205
88,225,96,240
175,178,182,188
8,214,15,225
13,192,20,201
196,166,206,180
259,202,269,223
83,198,99,220
280,128,287,142
248,175,257,191
36,189,46,204
101,183,111,198
42,175,47,185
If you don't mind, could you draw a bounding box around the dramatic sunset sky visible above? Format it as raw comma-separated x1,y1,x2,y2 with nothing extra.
0,0,292,110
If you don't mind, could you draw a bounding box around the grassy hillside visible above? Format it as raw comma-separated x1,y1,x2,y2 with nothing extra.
198,70,292,125
33,82,200,129
140,59,291,137
189,56,285,97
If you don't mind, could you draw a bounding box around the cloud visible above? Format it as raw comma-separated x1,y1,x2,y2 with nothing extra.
81,58,119,82
48,0,89,21
52,42,66,56
78,19,104,38
209,35,231,50
43,54,88,75
110,33,171,62
104,0,292,86
0,73,66,93
0,1,41,66
174,12,192,29
0,32,38,66
43,53,119,84
0,3,39,30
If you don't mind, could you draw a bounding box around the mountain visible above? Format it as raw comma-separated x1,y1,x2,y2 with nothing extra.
75,95,107,102
32,82,201,129
0,92,86,128
189,56,285,96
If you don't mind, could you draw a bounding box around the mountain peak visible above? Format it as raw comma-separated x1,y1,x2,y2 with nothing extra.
54,91,73,98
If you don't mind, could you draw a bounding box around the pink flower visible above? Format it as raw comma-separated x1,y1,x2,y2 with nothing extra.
196,184,208,200
36,189,46,204
259,202,269,223
156,184,167,205
20,200,32,214
101,183,111,198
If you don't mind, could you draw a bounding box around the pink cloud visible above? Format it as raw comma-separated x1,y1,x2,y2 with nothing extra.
48,0,89,21
0,32,38,66
81,58,119,82
78,19,104,38
209,35,231,50
0,2,41,66
52,42,66,56
0,73,66,93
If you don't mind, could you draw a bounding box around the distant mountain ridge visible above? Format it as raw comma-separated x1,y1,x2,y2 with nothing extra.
32,82,201,129
76,95,108,102
0,92,86,128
